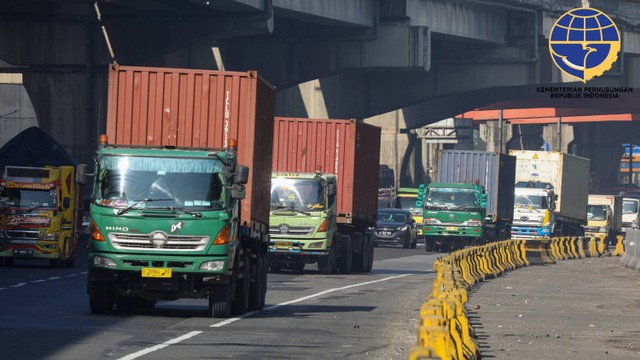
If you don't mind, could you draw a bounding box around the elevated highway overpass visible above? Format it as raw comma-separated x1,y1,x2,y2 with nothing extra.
1,0,640,189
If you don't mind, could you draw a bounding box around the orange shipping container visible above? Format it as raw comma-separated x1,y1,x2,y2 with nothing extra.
105,64,275,234
272,117,380,224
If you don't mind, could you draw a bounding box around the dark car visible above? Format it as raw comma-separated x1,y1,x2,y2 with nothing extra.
369,208,417,248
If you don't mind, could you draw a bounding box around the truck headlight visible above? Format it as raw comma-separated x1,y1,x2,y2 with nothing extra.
200,260,225,271
93,255,117,268
43,233,58,240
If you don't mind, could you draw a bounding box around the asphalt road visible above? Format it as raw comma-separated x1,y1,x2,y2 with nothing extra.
467,256,640,360
0,240,438,360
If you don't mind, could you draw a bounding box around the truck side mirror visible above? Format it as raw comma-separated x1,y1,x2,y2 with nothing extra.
234,165,249,185
62,197,71,210
479,193,488,209
76,164,88,185
327,183,336,196
230,184,246,200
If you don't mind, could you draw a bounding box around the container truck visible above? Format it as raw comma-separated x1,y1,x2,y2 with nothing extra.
422,150,515,252
584,194,623,245
87,64,273,317
509,150,590,238
622,197,640,233
269,117,380,274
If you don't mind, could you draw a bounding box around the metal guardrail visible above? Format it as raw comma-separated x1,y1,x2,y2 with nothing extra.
409,235,617,359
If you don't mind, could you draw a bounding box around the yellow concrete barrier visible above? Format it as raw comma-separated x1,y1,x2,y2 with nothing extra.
612,234,625,256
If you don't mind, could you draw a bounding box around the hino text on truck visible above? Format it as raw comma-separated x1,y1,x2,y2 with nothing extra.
268,117,380,274
87,65,274,317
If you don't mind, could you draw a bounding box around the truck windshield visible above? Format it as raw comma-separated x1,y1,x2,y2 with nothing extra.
587,205,606,220
397,196,421,214
425,188,477,210
95,156,226,211
623,200,638,214
270,178,326,211
514,194,548,209
0,187,56,209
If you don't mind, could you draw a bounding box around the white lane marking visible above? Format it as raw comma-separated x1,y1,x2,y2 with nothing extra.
117,331,203,360
0,271,87,292
118,273,414,359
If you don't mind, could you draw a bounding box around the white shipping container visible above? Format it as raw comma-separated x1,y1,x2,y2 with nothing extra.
509,150,590,224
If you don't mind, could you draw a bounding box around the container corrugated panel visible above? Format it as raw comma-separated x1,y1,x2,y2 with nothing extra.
272,117,380,223
106,64,275,234
438,150,515,221
509,150,590,223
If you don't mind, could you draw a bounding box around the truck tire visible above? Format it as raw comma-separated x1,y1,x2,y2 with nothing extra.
364,236,374,273
338,235,353,274
209,283,233,318
89,281,115,314
248,252,267,311
318,239,337,274
232,252,250,315
351,234,367,272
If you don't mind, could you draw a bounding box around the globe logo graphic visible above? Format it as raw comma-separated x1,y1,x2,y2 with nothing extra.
549,8,620,83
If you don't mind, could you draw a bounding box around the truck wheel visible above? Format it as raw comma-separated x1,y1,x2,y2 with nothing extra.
318,240,337,274
209,283,233,318
351,234,367,272
248,252,267,311
89,281,115,314
232,252,250,315
364,236,374,273
338,235,353,274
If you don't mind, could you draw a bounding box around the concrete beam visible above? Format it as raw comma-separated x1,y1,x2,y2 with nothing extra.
274,0,376,27
542,123,574,152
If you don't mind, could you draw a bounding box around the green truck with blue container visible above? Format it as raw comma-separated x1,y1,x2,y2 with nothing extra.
422,150,515,252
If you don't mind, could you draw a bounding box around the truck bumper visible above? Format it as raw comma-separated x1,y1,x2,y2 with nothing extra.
511,226,551,239
0,239,61,260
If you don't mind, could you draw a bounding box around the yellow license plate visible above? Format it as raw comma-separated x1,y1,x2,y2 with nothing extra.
141,268,172,278
445,226,459,231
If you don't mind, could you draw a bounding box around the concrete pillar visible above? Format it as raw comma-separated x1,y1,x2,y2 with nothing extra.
478,121,513,153
542,123,574,153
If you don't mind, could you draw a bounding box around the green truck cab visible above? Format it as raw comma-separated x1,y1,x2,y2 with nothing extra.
268,171,373,274
422,182,488,252
88,142,266,317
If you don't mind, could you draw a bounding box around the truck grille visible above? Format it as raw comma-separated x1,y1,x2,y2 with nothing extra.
269,224,315,236
107,232,209,251
5,230,40,239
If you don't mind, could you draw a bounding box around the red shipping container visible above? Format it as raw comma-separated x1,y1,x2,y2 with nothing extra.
105,64,275,234
272,117,380,224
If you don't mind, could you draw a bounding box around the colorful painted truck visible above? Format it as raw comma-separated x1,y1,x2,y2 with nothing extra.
0,165,87,267
0,127,87,268
422,150,515,252
509,150,590,238
87,65,274,317
269,117,380,273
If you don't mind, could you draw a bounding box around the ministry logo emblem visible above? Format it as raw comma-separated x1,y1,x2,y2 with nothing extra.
549,8,620,83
